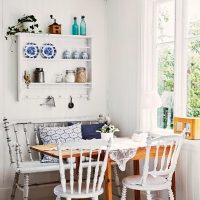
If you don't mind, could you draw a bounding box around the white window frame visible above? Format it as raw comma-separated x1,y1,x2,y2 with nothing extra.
139,0,193,132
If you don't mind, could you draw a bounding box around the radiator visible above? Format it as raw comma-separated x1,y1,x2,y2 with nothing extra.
176,140,200,200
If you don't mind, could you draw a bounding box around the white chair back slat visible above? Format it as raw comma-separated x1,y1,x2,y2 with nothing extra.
170,139,181,169
92,148,101,192
34,124,42,160
86,149,93,193
165,140,174,170
13,124,23,162
70,148,74,194
153,143,159,172
142,134,183,185
78,149,83,194
160,143,167,171
3,118,15,164
58,142,67,193
57,139,111,196
23,124,33,161
97,140,111,191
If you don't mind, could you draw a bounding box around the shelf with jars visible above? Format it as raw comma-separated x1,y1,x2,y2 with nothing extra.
17,33,92,101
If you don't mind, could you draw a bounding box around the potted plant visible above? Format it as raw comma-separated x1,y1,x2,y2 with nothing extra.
5,15,42,51
97,124,119,141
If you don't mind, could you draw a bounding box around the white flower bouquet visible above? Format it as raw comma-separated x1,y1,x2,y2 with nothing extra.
98,124,119,133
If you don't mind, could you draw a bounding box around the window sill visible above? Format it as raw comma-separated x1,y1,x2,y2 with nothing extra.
152,128,173,135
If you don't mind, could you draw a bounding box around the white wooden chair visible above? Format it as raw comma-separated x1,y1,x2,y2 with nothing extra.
54,139,112,200
121,134,184,200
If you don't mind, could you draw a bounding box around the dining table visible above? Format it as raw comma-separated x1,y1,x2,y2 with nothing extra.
31,137,176,200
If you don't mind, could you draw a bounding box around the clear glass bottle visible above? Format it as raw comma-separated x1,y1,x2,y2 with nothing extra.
56,74,63,83
80,16,86,36
72,17,79,35
65,70,75,83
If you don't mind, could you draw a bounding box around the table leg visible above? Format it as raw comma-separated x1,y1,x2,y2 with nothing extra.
133,160,140,200
105,157,112,200
172,172,176,200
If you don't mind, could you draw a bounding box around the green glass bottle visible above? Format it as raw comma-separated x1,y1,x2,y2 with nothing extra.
72,17,79,35
80,16,86,36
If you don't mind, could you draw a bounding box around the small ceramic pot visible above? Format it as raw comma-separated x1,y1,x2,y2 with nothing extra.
23,22,34,30
101,132,113,141
63,50,71,59
81,52,89,59
72,50,79,59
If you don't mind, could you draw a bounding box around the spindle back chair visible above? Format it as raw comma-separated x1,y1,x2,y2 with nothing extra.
121,134,184,200
54,139,112,200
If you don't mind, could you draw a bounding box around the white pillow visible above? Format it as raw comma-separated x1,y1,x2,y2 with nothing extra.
38,123,82,163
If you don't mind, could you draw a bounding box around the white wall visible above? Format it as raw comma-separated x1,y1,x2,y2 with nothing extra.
0,0,108,199
106,0,142,137
3,0,108,120
106,1,142,199
0,0,143,199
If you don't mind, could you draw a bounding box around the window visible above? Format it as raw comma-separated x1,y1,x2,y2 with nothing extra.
154,0,200,130
185,0,200,117
140,0,200,131
155,0,175,129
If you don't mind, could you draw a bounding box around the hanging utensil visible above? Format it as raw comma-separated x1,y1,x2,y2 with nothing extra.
68,96,74,109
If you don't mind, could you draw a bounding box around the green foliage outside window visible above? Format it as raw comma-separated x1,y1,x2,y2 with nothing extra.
187,38,200,117
157,9,200,130
157,47,174,129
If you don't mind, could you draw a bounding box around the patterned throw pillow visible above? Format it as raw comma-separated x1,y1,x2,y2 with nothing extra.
38,123,82,163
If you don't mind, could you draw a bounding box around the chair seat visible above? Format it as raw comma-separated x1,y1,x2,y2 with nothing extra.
16,161,72,173
122,174,171,191
54,182,103,198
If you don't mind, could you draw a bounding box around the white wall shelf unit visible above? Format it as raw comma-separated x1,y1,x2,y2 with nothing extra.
17,33,92,101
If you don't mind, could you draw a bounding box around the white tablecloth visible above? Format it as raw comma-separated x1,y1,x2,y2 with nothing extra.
109,138,147,171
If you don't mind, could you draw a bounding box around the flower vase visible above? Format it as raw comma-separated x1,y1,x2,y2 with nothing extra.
101,132,114,141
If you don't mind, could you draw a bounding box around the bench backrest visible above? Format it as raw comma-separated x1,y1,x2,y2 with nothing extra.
3,117,103,168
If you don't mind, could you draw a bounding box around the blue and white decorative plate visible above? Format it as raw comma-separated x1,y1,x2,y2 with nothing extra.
24,43,39,58
41,43,57,59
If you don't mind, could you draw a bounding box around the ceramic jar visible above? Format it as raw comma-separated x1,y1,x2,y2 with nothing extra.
63,50,71,59
34,68,45,83
72,50,79,59
65,70,75,83
81,52,89,59
75,67,86,83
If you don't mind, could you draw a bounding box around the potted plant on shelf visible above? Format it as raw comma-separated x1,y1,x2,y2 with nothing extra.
97,124,120,141
5,15,42,51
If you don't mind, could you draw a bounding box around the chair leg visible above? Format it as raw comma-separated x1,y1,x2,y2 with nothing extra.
147,191,152,200
23,174,29,200
168,188,174,200
55,197,61,200
121,185,127,200
11,172,20,200
112,164,121,197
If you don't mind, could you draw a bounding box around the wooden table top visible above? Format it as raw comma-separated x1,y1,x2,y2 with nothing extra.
31,143,171,160
31,144,99,158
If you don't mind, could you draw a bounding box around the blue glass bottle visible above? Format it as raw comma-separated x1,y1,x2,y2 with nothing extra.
80,16,86,36
72,17,79,35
